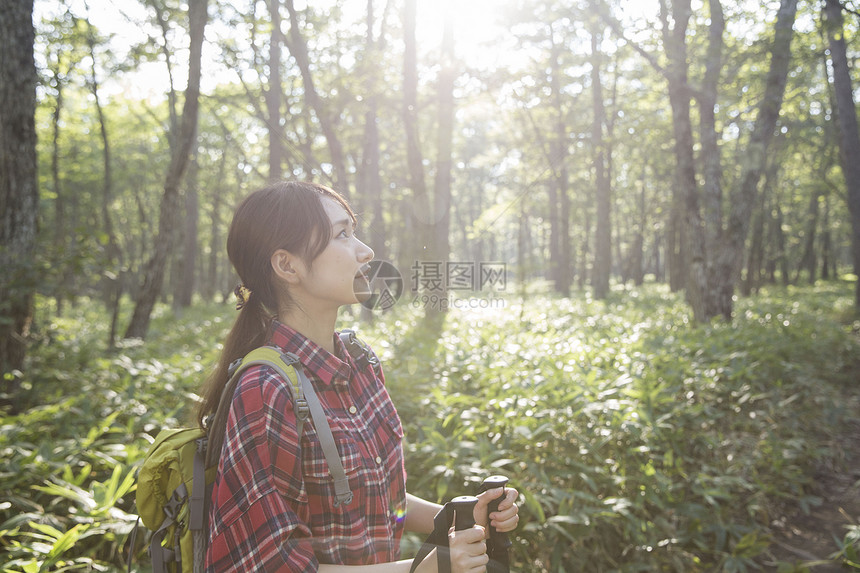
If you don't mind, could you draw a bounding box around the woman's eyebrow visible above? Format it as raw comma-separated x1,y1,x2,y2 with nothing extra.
332,218,356,230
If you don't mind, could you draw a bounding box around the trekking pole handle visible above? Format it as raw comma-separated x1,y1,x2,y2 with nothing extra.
480,475,509,516
449,495,479,530
479,475,513,552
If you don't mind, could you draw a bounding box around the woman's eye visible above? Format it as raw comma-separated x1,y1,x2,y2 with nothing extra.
338,229,349,238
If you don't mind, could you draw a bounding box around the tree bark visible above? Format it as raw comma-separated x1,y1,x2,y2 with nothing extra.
178,150,199,307
360,0,386,261
659,0,703,314
824,0,860,307
795,186,821,284
266,0,284,181
0,0,38,386
821,193,833,280
124,0,208,339
402,0,429,271
547,28,570,295
682,0,725,320
284,0,350,196
590,13,611,299
84,10,123,348
706,0,797,319
50,67,66,315
431,3,455,312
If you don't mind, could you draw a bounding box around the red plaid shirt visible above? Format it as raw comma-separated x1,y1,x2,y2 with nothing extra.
205,322,407,571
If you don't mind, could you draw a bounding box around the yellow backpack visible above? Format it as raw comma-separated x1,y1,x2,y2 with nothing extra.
133,343,357,573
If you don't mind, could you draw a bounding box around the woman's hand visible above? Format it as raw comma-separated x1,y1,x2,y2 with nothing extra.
448,522,489,573
474,486,520,534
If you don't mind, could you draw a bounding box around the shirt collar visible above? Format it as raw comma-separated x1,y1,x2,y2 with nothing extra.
268,321,352,389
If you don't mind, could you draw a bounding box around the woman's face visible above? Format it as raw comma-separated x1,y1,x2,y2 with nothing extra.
292,197,375,309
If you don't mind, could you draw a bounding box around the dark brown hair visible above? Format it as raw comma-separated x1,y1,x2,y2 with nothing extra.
196,181,355,427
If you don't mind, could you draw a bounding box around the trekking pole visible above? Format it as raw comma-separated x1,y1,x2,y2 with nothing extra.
449,495,479,530
479,475,512,573
410,495,480,573
438,496,479,573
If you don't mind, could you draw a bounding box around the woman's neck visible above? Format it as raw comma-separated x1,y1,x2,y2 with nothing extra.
278,304,338,355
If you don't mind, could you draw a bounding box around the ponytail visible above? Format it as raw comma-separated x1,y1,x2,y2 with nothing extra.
196,298,272,428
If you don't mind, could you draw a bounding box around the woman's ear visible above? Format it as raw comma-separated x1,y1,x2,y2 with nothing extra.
271,249,300,283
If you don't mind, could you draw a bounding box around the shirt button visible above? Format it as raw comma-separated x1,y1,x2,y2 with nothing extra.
349,406,358,414
375,456,382,465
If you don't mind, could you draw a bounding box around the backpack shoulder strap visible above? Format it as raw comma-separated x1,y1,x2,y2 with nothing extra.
338,329,381,375
206,348,306,468
239,347,310,429
217,347,353,507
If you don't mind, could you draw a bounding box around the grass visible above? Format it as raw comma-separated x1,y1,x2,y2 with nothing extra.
1,281,858,571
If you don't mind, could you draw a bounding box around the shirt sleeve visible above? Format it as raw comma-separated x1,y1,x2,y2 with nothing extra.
206,366,319,572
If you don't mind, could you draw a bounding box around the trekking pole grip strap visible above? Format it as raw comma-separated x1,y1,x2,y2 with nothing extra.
409,496,479,573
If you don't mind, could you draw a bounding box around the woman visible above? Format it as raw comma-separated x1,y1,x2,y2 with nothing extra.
197,181,518,572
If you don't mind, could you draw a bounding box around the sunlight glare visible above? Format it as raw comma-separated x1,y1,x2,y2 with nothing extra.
414,0,519,71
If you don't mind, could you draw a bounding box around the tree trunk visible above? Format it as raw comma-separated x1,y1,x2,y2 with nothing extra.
430,2,455,316
50,71,66,315
821,192,833,280
361,0,386,261
178,150,199,307
0,0,38,388
692,0,726,319
707,0,797,318
84,11,123,348
124,0,208,339
151,0,179,149
548,30,569,294
795,186,821,284
590,13,611,299
284,0,350,196
659,0,704,316
824,0,860,307
402,0,430,272
266,0,284,181
632,167,647,286
743,189,767,296
205,153,227,301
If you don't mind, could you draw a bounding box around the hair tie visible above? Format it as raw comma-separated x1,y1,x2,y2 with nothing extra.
234,284,253,310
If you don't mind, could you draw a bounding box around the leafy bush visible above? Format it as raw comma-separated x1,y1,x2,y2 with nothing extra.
374,283,860,572
1,284,858,572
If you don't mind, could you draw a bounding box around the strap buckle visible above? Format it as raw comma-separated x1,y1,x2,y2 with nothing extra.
163,483,188,521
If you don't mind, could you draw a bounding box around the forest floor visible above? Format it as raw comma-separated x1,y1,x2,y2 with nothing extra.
766,418,860,571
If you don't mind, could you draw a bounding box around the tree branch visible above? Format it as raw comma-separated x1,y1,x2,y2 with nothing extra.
598,10,667,79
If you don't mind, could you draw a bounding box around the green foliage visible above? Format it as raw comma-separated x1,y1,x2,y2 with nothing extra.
376,282,860,571
2,284,858,571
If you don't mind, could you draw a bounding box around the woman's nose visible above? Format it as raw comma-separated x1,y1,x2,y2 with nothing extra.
358,238,374,263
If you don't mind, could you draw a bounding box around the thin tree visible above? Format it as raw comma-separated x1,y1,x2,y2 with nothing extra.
284,0,350,196
402,0,430,272
0,0,38,392
266,0,284,181
431,0,456,313
83,7,123,348
43,8,83,315
823,0,860,308
124,0,209,339
549,21,572,296
704,0,798,319
590,3,612,299
359,0,388,261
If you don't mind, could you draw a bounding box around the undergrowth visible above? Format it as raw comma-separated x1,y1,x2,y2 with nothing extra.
1,282,858,572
